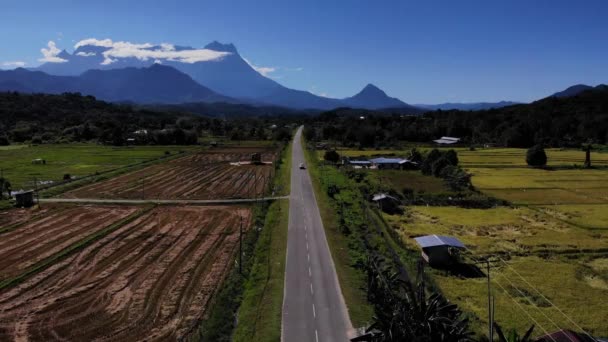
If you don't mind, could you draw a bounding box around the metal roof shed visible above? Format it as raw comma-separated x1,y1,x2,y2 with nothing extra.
414,235,465,267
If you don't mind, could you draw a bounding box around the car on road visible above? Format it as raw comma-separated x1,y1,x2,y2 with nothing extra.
299,163,306,169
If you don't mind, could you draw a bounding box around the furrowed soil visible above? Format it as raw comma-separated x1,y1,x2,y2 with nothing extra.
63,148,277,200
0,205,251,341
0,205,137,282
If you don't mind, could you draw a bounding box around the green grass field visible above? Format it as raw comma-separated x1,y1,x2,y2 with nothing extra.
0,144,200,190
358,146,608,337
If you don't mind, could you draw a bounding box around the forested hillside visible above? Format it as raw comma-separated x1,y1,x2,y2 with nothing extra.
305,87,608,148
0,92,291,145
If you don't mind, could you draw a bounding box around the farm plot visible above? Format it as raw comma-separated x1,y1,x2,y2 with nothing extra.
0,205,251,341
63,148,277,200
0,205,138,282
384,206,608,336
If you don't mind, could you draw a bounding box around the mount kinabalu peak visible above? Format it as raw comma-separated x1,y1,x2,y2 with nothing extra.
29,39,417,110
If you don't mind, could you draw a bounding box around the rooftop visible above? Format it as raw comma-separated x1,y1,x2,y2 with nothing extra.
414,234,465,249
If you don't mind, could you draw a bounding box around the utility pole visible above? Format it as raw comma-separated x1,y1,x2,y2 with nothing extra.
34,176,40,208
486,259,493,342
239,214,243,274
0,168,4,200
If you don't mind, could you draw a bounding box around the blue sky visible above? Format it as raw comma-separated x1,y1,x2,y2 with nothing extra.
1,0,607,103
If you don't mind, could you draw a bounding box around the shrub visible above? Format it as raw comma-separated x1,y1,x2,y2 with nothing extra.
444,149,459,166
526,145,547,167
431,156,451,177
324,150,340,163
421,149,442,175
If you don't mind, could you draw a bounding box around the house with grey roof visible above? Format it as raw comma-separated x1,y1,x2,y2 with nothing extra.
414,234,465,267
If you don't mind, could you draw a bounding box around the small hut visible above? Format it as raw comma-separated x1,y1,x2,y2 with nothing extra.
414,235,465,268
372,193,401,213
15,191,35,208
32,158,46,165
251,153,262,164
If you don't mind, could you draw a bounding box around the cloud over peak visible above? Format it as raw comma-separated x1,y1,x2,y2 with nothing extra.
2,61,27,68
39,41,67,63
71,38,231,65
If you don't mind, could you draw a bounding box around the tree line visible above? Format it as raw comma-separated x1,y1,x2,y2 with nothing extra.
0,92,293,145
303,87,608,148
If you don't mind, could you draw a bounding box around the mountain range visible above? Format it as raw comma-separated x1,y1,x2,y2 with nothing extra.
0,40,604,112
29,41,415,111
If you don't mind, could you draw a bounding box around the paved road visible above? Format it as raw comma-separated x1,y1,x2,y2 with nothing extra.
282,127,352,342
39,196,288,205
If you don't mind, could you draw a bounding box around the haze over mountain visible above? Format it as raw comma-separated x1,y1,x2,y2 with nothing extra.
415,101,520,111
0,65,232,104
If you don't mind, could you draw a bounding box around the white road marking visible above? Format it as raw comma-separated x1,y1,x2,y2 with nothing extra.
309,266,311,277
315,329,319,342
307,253,310,262
310,283,314,295
306,242,309,251
312,303,316,318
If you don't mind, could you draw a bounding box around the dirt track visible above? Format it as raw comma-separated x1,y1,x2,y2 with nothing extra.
0,205,251,341
63,148,276,200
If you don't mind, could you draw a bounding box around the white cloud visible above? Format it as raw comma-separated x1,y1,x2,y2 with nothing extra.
243,57,276,76
76,51,96,57
2,61,26,68
39,41,67,63
73,38,230,65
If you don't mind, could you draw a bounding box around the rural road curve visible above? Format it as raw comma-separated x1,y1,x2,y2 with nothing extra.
282,127,353,342
39,196,288,205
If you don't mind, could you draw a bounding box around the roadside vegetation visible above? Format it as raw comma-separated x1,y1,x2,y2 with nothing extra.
304,120,608,339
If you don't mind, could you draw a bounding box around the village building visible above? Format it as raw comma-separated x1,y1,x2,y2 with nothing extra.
371,193,400,213
15,190,35,208
414,234,465,267
369,157,415,170
433,136,461,145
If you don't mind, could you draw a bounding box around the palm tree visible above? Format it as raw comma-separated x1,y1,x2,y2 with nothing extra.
493,323,535,342
353,257,473,342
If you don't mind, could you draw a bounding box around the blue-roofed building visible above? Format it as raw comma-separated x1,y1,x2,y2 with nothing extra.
414,234,465,267
368,157,415,170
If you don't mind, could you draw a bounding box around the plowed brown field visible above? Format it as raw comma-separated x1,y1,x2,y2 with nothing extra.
0,205,138,282
63,148,277,200
0,205,251,341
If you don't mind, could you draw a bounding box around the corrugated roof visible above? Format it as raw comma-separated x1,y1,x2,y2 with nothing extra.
372,193,399,202
369,157,410,164
350,160,372,164
433,136,461,144
414,235,465,248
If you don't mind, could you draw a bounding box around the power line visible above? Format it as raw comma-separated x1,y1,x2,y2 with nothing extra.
468,255,559,342
494,256,596,341
490,276,558,342
493,272,574,342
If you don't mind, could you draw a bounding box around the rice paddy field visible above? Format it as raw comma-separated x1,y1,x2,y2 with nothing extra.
0,144,201,190
344,146,608,337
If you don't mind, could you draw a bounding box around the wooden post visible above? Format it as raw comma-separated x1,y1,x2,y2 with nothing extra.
239,215,243,274
486,259,493,342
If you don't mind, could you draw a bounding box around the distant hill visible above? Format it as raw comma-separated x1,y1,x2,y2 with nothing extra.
416,101,519,111
0,65,234,104
342,84,417,110
550,84,608,98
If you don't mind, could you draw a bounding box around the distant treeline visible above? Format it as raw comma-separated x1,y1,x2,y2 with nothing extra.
0,92,293,145
304,87,608,148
